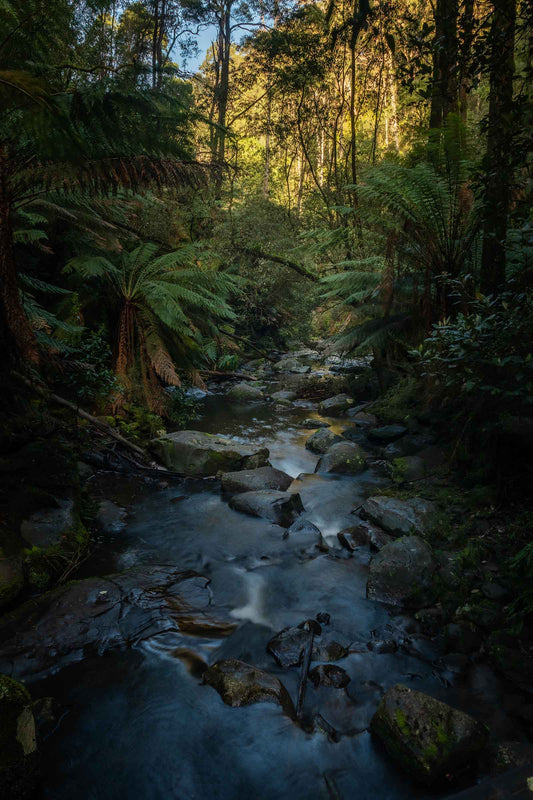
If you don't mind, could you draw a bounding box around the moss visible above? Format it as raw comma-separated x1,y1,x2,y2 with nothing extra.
391,457,408,483
368,377,419,424
395,708,411,737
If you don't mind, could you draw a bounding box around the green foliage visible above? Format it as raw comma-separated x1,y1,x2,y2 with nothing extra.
167,387,200,429
56,326,119,408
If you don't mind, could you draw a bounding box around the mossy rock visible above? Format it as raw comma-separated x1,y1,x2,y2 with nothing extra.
0,674,38,799
371,684,488,785
203,659,295,718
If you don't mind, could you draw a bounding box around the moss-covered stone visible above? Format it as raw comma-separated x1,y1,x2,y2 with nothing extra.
203,659,295,718
371,684,488,785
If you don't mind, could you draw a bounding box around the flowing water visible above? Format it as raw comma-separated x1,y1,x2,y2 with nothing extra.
32,393,511,800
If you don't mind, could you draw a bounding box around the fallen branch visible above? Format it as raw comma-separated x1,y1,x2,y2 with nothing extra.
296,619,321,719
15,372,158,465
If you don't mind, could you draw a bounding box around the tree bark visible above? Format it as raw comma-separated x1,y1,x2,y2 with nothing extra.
429,0,459,129
480,0,517,294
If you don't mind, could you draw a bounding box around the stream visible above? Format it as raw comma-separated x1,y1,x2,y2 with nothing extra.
30,388,512,800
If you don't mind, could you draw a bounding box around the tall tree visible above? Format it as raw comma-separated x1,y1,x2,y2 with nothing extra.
480,0,517,294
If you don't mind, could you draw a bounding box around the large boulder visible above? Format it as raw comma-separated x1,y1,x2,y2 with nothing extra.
305,428,342,454
0,674,38,798
368,424,407,443
203,659,295,718
361,495,437,536
318,394,354,416
315,442,367,475
226,382,265,402
367,536,436,608
0,566,234,681
150,430,269,476
221,466,293,495
229,491,304,526
370,684,488,785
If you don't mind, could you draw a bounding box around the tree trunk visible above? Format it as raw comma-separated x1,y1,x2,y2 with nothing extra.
429,0,459,129
214,1,232,199
480,0,517,294
458,0,475,123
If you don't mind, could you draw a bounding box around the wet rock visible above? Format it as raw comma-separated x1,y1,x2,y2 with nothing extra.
443,622,484,655
0,556,24,609
300,419,331,429
481,582,508,600
267,625,311,667
368,425,408,444
336,526,370,551
485,741,533,776
370,684,488,785
0,673,38,797
350,411,378,427
315,442,367,475
367,536,436,609
316,612,330,625
0,566,230,681
305,428,342,454
150,430,270,476
313,639,349,662
271,390,297,404
414,607,447,637
229,490,304,526
361,495,437,536
97,500,127,534
221,466,292,495
284,518,327,551
310,664,350,689
20,498,75,548
318,394,354,416
203,659,295,718
226,382,265,402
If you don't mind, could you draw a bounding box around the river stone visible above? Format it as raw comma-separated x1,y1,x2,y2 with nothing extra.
150,430,270,476
203,659,295,718
273,358,307,373
305,428,343,454
370,684,488,785
318,394,354,416
226,382,265,402
221,466,293,495
267,625,311,667
336,526,370,551
0,673,38,800
367,536,436,608
350,411,378,427
228,490,304,526
368,425,408,443
390,456,426,483
315,442,367,475
20,498,75,549
300,419,331,429
271,390,297,403
0,566,235,681
309,664,350,688
361,495,437,536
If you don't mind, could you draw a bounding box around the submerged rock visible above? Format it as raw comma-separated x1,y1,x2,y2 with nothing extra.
150,430,270,476
300,419,331,429
226,382,265,402
221,466,292,495
370,684,488,785
305,428,342,454
318,394,354,416
203,659,295,718
309,664,350,688
228,490,304,526
315,442,367,475
367,536,436,608
361,495,437,536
